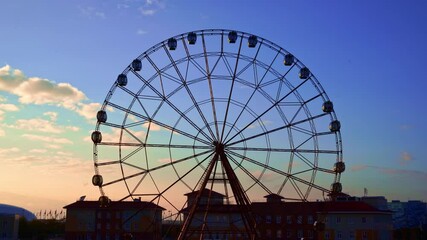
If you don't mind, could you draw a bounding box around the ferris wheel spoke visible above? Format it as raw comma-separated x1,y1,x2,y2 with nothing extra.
129,170,150,195
225,77,312,144
145,143,212,150
132,70,214,142
102,149,212,188
292,151,316,169
222,64,298,143
227,151,329,193
226,152,272,195
201,34,220,140
227,112,329,147
220,34,243,142
162,45,217,141
95,160,121,167
121,146,145,164
316,167,335,174
226,146,339,155
106,101,211,146
289,178,306,201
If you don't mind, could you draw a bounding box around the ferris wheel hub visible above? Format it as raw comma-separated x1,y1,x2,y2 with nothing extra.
213,141,225,154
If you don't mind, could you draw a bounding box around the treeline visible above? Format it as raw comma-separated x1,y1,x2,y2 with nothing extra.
19,217,65,240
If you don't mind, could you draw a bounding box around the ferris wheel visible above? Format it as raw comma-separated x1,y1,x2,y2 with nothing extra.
91,29,344,238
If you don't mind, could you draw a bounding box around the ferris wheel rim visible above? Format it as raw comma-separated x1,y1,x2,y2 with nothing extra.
92,29,344,208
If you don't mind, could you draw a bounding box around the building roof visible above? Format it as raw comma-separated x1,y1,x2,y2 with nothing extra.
251,201,390,214
184,189,225,198
264,193,284,199
0,203,36,220
63,200,165,210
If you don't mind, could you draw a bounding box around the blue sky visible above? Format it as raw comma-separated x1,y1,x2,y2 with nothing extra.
1,0,426,213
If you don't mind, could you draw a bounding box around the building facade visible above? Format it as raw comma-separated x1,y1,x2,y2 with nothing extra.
64,199,164,240
0,214,19,240
252,194,393,240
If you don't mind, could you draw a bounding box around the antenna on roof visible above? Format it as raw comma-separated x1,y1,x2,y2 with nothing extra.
364,188,368,197
78,195,86,201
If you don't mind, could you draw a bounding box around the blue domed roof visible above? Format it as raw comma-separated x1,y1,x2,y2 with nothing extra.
0,203,36,220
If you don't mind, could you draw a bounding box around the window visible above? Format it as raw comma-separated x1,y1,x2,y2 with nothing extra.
336,216,341,224
297,229,303,238
307,230,314,239
324,232,330,240
362,231,368,240
362,217,367,223
276,215,282,224
276,230,282,238
286,215,292,224
266,229,272,238
307,215,313,224
297,215,303,224
286,230,292,239
266,215,272,224
349,231,355,239
337,231,342,239
348,217,354,224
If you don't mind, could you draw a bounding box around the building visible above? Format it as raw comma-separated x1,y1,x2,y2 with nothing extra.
0,214,20,240
388,200,427,239
0,203,36,240
179,189,250,240
251,194,393,240
64,199,164,240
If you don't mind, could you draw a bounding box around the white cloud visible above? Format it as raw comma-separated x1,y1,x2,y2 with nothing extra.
78,6,106,19
13,119,63,133
400,151,413,164
0,65,100,120
142,121,163,131
0,103,19,121
74,102,101,120
0,147,19,154
0,103,19,112
44,112,58,121
66,126,80,132
137,29,148,35
22,134,73,144
45,144,62,149
30,149,48,153
5,112,79,134
138,0,165,16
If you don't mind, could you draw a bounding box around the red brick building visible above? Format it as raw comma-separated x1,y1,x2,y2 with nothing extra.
64,199,164,240
252,194,393,240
